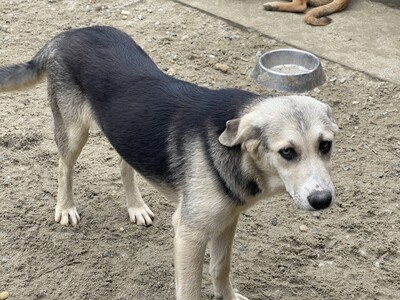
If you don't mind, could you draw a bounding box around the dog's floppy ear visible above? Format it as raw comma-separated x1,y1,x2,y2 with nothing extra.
219,118,260,148
219,119,241,147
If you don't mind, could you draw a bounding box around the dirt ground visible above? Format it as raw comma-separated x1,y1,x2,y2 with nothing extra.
0,0,399,299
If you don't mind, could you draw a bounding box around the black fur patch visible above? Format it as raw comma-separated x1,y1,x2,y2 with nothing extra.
52,26,261,201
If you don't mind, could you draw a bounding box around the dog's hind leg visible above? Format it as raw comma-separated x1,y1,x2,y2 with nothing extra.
48,83,91,226
264,0,307,13
209,216,248,300
119,159,154,226
53,117,89,226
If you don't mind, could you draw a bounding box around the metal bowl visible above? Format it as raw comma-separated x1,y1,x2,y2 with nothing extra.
251,49,326,93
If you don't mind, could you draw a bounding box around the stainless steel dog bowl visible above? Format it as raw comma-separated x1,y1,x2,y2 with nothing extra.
251,49,326,92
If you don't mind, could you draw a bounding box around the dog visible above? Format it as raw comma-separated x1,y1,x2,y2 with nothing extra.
0,26,338,299
264,0,350,26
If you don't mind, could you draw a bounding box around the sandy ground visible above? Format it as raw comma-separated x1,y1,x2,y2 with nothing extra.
0,0,399,299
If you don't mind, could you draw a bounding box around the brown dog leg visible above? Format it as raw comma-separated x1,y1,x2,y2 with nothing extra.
264,0,307,13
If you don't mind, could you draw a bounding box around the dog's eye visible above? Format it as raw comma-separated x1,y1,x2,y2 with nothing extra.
279,147,297,161
319,140,332,154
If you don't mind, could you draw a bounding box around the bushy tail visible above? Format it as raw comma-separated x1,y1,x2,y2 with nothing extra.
0,45,49,92
305,0,349,26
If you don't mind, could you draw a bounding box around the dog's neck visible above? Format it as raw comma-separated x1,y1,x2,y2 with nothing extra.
241,151,286,202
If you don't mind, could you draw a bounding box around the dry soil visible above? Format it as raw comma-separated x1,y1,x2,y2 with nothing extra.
0,0,399,299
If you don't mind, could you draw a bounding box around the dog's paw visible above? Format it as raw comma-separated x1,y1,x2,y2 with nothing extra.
263,3,279,11
215,290,249,300
233,292,249,300
128,205,155,226
55,206,80,226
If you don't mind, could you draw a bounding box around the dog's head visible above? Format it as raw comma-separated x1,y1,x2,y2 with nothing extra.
219,96,339,210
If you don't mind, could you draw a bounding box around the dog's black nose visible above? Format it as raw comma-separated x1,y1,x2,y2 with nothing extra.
307,190,332,210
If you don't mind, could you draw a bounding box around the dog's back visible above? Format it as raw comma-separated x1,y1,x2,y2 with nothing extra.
0,26,161,92
53,27,258,188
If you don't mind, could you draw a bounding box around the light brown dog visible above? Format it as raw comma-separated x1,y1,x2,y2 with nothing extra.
264,0,350,26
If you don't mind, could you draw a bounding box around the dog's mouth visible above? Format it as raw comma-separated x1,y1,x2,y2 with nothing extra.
291,192,314,210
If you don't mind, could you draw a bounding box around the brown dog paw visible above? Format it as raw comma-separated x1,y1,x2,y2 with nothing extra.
263,3,280,11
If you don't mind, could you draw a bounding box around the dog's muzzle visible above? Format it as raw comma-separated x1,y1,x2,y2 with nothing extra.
307,190,332,210
290,176,336,211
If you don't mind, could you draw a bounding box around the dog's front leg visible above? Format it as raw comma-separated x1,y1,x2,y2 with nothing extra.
209,216,248,300
119,158,154,226
173,208,208,300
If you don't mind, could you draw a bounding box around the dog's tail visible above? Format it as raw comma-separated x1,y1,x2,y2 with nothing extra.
0,43,51,92
304,0,349,26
